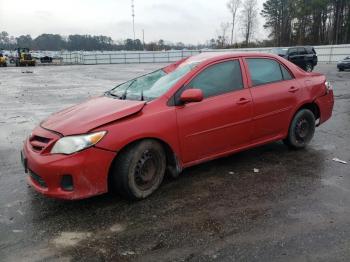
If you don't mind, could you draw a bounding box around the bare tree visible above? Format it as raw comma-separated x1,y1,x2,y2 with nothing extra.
226,0,241,45
216,22,230,48
240,0,258,47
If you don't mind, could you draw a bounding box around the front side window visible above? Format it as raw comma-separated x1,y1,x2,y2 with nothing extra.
186,60,243,98
247,58,284,86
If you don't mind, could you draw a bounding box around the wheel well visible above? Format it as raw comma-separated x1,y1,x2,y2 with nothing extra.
298,103,320,120
107,138,180,191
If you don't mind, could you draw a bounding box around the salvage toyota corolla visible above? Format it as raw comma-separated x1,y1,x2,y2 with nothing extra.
21,52,334,200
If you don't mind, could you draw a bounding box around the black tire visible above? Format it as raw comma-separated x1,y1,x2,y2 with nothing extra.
283,109,315,149
304,63,313,72
339,68,344,72
111,140,166,200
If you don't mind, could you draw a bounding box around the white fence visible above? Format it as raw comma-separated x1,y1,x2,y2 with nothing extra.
60,44,350,65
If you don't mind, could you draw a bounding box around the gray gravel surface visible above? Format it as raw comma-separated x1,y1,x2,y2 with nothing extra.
0,64,349,262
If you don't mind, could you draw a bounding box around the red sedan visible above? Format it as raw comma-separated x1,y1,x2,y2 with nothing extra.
21,52,334,200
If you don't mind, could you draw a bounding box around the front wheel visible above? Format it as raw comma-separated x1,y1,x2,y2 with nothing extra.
110,140,166,200
283,109,315,149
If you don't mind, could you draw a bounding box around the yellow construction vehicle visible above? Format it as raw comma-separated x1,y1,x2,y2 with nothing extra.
0,53,7,67
15,48,36,67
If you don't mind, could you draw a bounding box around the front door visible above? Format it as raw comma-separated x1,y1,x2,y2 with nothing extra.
175,59,253,164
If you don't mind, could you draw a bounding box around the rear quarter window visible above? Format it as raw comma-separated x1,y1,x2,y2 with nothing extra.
306,47,317,54
281,65,293,80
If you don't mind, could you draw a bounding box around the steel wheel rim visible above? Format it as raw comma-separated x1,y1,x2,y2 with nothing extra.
295,118,310,144
134,150,160,191
306,64,312,72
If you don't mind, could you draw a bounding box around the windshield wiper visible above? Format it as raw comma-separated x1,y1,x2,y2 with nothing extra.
140,85,144,101
121,80,136,100
106,91,122,99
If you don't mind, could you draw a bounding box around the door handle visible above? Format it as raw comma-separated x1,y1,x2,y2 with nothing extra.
237,97,251,105
288,86,299,93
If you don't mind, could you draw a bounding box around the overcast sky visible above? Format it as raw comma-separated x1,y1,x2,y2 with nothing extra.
0,0,268,44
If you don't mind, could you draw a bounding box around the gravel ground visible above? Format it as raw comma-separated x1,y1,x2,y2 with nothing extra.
0,63,349,262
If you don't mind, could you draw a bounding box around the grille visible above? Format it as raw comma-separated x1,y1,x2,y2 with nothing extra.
29,135,52,152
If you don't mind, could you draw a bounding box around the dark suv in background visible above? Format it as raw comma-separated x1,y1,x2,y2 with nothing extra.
272,46,318,72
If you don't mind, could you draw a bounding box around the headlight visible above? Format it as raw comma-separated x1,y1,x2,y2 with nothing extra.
51,131,106,155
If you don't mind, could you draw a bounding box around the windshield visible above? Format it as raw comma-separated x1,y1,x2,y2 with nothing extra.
272,48,288,55
108,63,198,101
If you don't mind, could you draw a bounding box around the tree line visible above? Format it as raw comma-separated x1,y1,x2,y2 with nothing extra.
215,0,350,48
0,31,198,51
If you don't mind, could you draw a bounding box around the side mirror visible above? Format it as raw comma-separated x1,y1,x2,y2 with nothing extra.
180,89,204,104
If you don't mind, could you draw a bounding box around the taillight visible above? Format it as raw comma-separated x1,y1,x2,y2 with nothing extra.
325,81,332,94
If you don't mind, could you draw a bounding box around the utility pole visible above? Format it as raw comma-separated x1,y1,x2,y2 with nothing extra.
142,29,145,50
131,0,135,42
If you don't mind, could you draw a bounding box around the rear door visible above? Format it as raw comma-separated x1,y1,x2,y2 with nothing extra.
175,59,253,163
244,58,301,142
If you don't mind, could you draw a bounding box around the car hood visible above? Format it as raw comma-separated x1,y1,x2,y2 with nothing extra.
41,96,146,136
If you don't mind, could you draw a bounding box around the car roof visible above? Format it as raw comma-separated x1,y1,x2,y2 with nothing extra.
182,51,276,65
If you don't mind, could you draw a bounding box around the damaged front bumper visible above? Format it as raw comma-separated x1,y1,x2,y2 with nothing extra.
22,127,116,200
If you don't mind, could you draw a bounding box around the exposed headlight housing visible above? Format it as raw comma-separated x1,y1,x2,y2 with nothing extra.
51,131,106,155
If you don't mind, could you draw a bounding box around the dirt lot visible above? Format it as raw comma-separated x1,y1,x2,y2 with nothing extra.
0,64,349,262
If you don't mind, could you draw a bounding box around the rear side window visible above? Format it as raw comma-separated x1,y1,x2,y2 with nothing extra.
298,48,307,55
187,60,243,98
247,58,284,86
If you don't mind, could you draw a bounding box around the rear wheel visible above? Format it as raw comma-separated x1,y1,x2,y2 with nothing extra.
111,140,166,200
304,63,313,72
284,109,315,149
339,68,344,72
